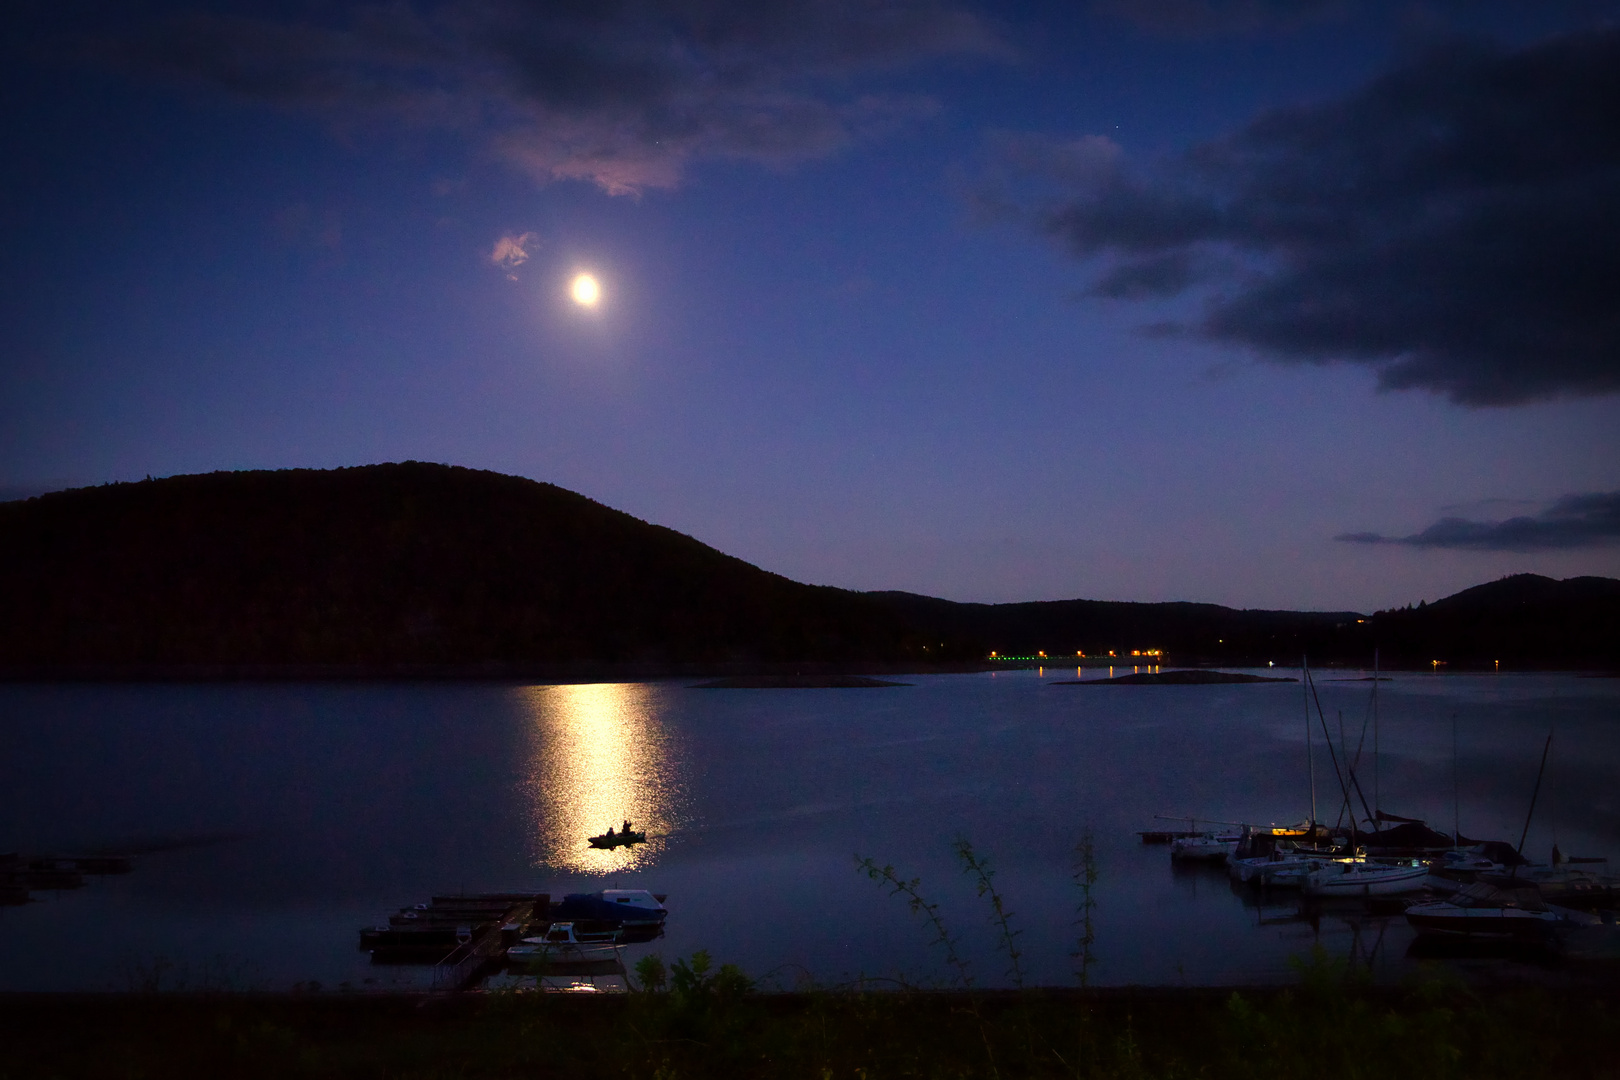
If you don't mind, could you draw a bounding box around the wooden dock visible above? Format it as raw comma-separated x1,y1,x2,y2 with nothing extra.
429,899,536,992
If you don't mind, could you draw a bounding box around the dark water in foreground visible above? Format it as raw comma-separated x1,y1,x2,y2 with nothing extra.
2,670,1617,991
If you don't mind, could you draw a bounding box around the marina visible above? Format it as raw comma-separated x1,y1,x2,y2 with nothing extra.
1140,658,1619,961
359,889,667,992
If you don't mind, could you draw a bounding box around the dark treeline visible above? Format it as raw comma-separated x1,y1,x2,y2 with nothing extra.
1,463,1615,674
0,464,930,668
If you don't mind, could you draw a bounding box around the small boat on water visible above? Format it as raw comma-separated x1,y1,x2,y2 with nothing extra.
552,889,667,926
1231,851,1355,887
507,922,626,976
1170,833,1242,862
588,820,648,849
524,921,620,947
1406,882,1603,939
1480,863,1620,910
1426,850,1506,893
1302,859,1429,897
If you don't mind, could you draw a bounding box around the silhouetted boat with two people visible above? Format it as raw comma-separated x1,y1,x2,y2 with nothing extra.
588,820,647,849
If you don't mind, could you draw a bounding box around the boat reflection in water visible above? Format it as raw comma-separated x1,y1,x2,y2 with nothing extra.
517,683,687,874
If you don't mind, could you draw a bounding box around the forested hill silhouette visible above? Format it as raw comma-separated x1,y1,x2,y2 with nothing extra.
1358,574,1620,669
872,574,1620,669
0,464,1615,674
866,592,1359,666
0,464,933,669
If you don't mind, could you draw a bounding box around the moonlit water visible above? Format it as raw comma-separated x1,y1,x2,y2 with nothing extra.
2,671,1616,991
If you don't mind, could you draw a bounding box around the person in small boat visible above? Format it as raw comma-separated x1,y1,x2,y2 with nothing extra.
604,826,615,839
623,819,633,834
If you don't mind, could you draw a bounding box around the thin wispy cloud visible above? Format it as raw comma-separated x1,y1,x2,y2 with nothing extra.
991,29,1620,405
490,231,539,279
113,0,1010,197
1338,492,1620,552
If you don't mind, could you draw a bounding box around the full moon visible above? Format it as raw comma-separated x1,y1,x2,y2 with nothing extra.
570,273,601,307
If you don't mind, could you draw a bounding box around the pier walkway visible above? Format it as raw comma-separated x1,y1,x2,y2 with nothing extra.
430,899,536,992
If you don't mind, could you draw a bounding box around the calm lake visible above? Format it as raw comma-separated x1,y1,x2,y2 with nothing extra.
3,670,1617,992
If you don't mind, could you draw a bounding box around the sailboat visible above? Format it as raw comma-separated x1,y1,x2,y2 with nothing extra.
1302,858,1430,897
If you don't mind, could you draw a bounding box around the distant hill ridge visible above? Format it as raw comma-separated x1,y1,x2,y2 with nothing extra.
0,463,923,667
0,463,1615,673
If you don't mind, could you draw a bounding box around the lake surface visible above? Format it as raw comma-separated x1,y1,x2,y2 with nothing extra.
3,670,1617,992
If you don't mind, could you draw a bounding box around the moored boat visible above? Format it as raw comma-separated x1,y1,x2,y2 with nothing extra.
1426,850,1505,894
1232,851,1357,887
1169,833,1241,862
1481,864,1620,910
552,889,667,927
1302,859,1429,897
1406,882,1602,939
507,921,626,975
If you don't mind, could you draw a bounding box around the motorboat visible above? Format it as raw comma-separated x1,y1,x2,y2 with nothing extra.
523,921,620,947
552,889,667,927
1406,882,1602,939
1231,851,1356,887
1481,864,1620,910
1227,830,1355,884
1169,833,1241,862
507,921,625,972
1426,850,1504,894
588,828,647,849
1302,859,1429,897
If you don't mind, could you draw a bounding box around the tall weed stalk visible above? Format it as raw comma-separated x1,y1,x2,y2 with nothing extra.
854,855,971,989
1071,829,1099,988
856,852,999,1079
953,837,1025,991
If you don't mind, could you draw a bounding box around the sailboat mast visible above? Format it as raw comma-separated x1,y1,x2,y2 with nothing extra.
1372,649,1380,822
1516,729,1554,857
1303,655,1317,830
1458,718,1470,854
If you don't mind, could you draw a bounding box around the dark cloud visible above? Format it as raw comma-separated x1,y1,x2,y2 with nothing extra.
112,0,1009,195
1005,29,1620,405
1338,491,1620,551
1092,0,1345,37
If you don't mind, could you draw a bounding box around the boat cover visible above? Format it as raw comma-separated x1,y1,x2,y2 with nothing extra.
554,892,667,924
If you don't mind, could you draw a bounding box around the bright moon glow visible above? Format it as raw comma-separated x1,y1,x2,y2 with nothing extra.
571,273,601,306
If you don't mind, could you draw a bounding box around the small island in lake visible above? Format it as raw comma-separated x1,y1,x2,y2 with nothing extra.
1052,670,1297,685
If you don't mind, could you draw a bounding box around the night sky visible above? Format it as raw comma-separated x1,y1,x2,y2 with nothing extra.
4,0,1618,612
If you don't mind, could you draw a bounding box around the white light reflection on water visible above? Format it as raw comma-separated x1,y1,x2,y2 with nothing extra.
518,683,687,874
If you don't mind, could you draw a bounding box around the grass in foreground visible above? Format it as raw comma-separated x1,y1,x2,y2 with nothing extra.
5,967,1619,1080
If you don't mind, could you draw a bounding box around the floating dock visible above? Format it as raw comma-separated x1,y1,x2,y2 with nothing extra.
430,898,538,992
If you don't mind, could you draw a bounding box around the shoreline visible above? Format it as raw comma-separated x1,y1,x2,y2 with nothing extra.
3,661,1612,683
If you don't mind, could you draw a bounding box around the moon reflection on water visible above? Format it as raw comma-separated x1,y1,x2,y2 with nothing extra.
518,683,687,874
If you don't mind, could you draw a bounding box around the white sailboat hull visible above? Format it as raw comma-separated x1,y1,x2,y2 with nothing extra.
1303,862,1429,897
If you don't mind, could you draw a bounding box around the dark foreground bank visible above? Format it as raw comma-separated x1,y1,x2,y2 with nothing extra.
6,978,1619,1079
